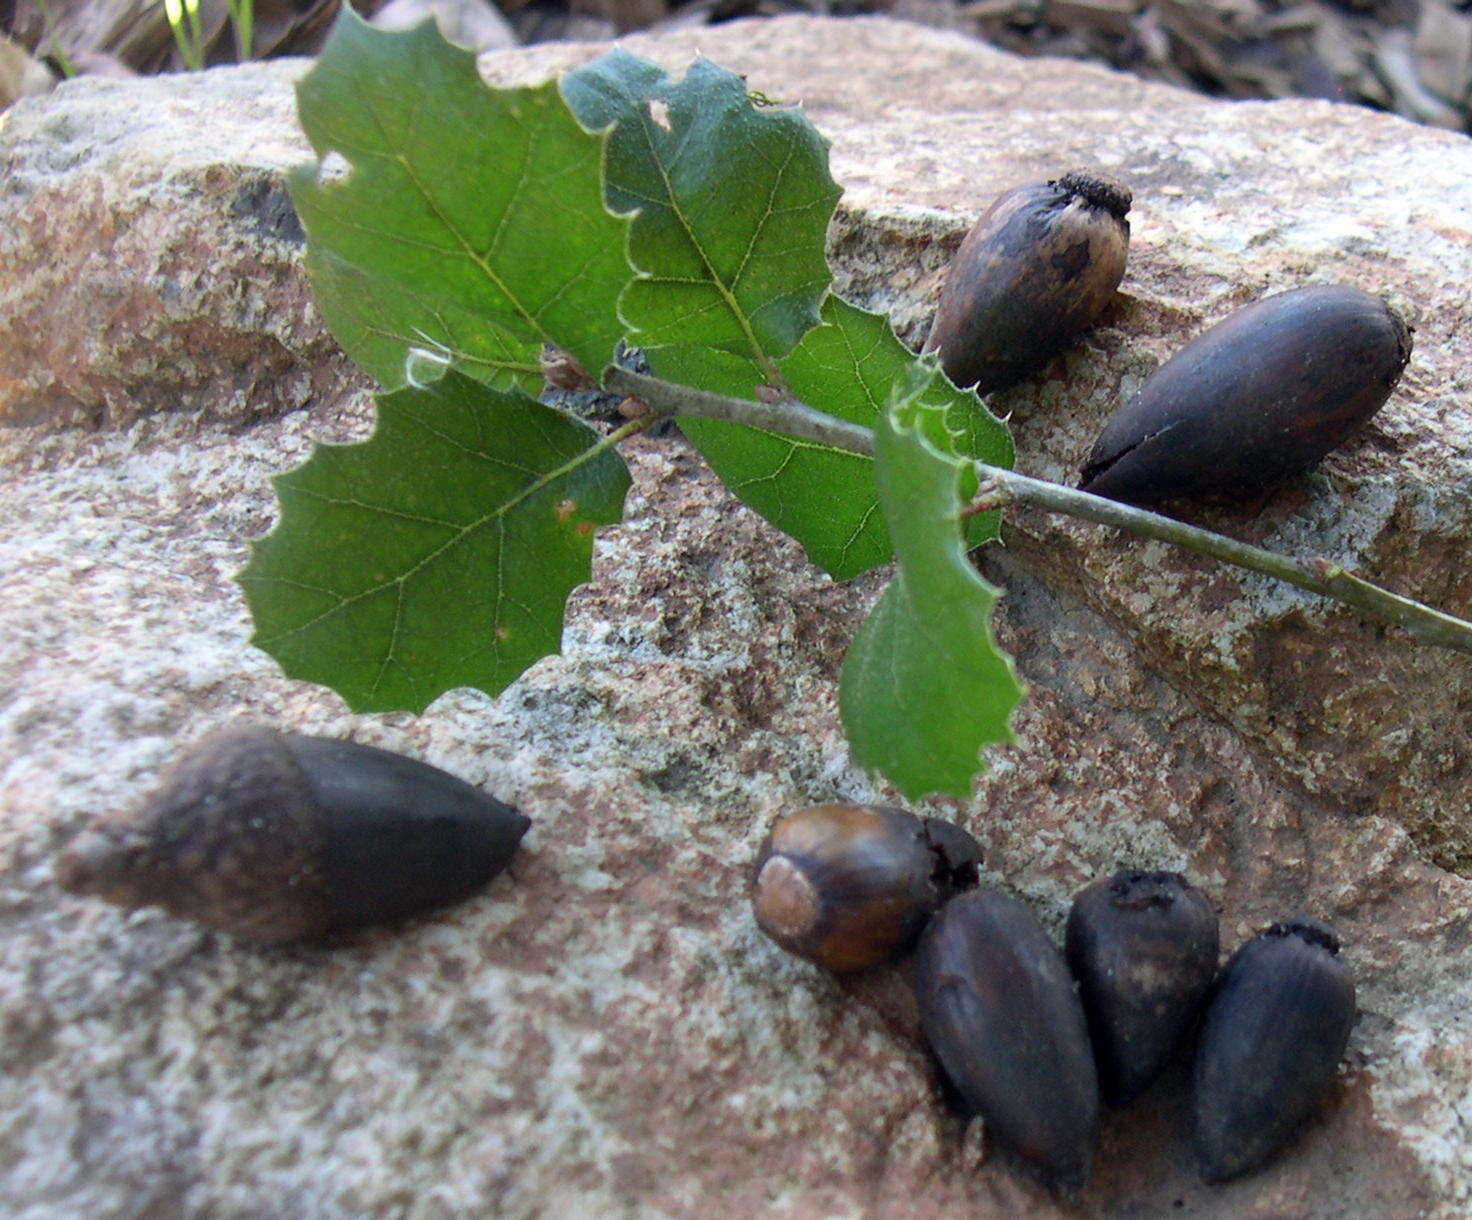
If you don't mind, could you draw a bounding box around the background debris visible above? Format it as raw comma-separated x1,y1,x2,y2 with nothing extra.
4,0,1470,131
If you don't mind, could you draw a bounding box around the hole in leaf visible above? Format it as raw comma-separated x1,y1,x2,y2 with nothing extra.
647,99,671,131
317,150,353,187
404,346,451,388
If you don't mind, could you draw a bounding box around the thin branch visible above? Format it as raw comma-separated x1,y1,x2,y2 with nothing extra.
601,365,1472,657
603,366,875,456
971,467,1472,655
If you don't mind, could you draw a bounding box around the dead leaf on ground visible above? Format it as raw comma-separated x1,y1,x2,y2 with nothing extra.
372,0,518,49
0,32,54,110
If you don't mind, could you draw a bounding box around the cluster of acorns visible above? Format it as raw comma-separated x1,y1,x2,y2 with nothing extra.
925,169,1412,505
751,804,1356,1197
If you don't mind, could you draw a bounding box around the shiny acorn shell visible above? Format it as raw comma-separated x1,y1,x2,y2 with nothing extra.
913,889,1101,1198
1193,918,1356,1183
54,725,530,942
925,169,1132,395
1066,870,1219,1107
750,804,982,973
1080,285,1412,505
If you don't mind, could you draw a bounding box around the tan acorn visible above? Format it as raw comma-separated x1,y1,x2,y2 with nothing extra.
750,804,982,972
925,169,1132,394
55,724,529,942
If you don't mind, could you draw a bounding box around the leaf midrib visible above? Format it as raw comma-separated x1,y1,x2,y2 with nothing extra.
355,84,574,354
629,99,786,382
250,426,618,652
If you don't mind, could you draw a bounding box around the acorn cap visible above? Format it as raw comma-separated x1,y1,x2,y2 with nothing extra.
55,725,529,942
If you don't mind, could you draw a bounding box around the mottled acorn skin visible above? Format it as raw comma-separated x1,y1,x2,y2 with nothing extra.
913,889,1101,1197
1080,285,1412,505
54,725,530,942
1066,871,1219,1106
926,170,1132,394
750,804,982,973
1193,918,1356,1183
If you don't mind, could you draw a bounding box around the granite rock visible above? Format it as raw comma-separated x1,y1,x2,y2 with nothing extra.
2,15,1471,1218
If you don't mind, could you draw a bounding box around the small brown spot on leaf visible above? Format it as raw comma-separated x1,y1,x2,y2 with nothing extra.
576,522,593,537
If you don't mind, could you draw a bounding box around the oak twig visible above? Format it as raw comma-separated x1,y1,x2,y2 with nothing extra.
604,367,875,457
601,365,1472,657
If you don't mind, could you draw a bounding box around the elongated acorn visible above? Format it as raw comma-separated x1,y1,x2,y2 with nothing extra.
1193,918,1356,1183
1080,285,1412,505
1066,870,1219,1106
913,889,1100,1197
55,725,530,942
750,804,982,972
925,169,1131,394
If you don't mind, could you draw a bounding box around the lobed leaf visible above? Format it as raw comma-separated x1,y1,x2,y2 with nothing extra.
651,297,1014,581
561,49,840,365
290,11,632,392
237,371,630,713
838,379,1024,799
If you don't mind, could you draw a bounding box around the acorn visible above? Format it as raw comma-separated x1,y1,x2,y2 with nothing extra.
1080,284,1412,506
913,889,1101,1197
750,804,982,972
1065,870,1219,1107
925,169,1132,394
1193,918,1356,1183
55,724,530,942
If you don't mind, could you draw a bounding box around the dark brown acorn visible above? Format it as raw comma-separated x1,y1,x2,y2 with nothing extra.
913,889,1101,1197
55,724,530,942
1066,870,1219,1107
925,169,1132,394
1080,284,1412,506
750,804,981,972
1193,918,1356,1183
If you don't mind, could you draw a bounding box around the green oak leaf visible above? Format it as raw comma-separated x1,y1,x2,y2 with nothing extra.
290,10,632,392
838,379,1024,799
561,49,840,363
237,370,630,713
648,296,1014,581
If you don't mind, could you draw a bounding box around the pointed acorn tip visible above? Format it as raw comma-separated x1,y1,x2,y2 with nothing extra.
1265,917,1340,955
1196,1145,1239,1186
1041,1155,1091,1203
54,828,128,898
1054,170,1132,220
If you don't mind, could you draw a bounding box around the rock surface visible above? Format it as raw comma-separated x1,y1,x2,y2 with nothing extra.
2,14,1471,1219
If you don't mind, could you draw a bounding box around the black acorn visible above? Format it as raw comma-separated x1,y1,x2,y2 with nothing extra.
55,724,530,942
925,169,1131,395
1080,284,1412,506
913,889,1101,1197
1066,870,1219,1106
750,804,981,973
1193,918,1356,1183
